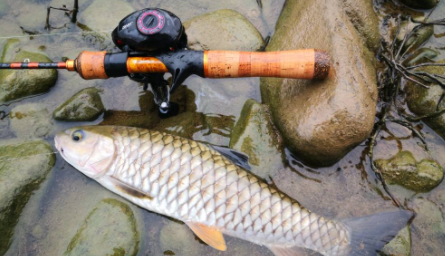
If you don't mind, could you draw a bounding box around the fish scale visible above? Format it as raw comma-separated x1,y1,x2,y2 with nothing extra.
103,127,349,255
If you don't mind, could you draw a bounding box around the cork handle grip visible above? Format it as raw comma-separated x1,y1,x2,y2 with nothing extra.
203,49,330,80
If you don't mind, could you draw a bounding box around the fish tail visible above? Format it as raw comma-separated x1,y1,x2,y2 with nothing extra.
340,210,414,256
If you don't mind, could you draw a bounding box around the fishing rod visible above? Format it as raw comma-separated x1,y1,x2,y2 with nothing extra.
0,8,330,116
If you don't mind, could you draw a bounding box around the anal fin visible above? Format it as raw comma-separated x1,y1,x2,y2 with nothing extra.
185,222,227,251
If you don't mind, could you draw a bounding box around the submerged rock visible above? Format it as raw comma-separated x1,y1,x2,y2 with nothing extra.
0,39,58,103
159,221,202,256
405,62,445,140
261,0,378,166
230,99,284,178
375,151,444,192
184,9,264,51
64,198,139,256
0,140,55,255
399,0,439,9
79,0,135,31
10,103,55,139
53,88,105,121
380,226,411,256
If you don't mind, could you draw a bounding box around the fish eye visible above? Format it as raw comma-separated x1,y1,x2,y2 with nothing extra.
72,130,85,142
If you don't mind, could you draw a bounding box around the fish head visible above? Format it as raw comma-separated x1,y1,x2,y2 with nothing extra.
55,126,116,178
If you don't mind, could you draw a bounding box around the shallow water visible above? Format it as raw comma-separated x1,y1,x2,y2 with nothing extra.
1,0,445,255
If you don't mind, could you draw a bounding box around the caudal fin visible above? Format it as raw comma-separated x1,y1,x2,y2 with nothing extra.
342,210,414,256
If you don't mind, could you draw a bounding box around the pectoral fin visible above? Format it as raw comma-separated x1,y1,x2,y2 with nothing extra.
185,222,227,251
109,176,153,200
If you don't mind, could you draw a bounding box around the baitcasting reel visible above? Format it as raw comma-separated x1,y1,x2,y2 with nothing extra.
112,8,189,116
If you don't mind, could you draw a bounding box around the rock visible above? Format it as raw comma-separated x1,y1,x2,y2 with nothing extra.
10,103,55,139
79,0,135,31
53,88,105,121
380,226,411,256
340,0,380,51
260,0,286,35
0,140,55,255
15,3,47,31
410,198,445,255
64,198,139,256
402,48,439,66
159,221,201,256
405,61,445,140
184,9,264,51
375,151,444,192
261,0,378,166
0,39,58,103
399,0,439,9
229,99,284,178
397,21,434,54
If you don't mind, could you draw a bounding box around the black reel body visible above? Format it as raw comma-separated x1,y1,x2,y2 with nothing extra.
112,8,187,52
111,8,191,117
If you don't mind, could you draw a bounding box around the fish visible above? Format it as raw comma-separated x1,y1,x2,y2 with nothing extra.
54,126,413,256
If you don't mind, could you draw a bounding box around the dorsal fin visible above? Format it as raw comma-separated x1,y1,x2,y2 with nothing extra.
185,222,227,251
211,145,251,171
109,176,153,200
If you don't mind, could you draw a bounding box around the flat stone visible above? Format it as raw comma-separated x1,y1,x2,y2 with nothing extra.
64,198,139,256
184,9,264,51
53,87,105,121
0,39,58,103
159,221,202,256
261,0,378,166
380,226,411,256
230,99,284,178
0,140,55,255
375,151,444,192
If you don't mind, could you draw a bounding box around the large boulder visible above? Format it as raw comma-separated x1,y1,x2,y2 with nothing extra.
0,140,55,255
184,9,264,51
230,99,284,178
0,39,58,103
64,198,139,256
375,151,444,192
53,88,105,122
261,0,378,166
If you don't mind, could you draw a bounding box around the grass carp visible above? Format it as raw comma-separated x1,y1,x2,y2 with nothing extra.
55,126,413,256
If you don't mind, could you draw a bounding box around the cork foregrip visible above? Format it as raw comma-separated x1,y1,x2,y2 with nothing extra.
203,49,330,80
76,51,108,80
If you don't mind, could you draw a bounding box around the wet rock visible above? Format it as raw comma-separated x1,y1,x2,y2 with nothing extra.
64,198,139,256
399,0,439,9
159,221,201,256
375,151,443,192
16,3,47,31
260,0,286,35
10,103,55,139
53,88,105,121
230,99,284,178
396,20,434,53
261,0,378,166
340,0,380,51
184,9,264,51
380,226,411,256
0,140,55,255
405,62,445,140
0,39,58,103
79,0,135,31
411,198,445,255
402,48,439,66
